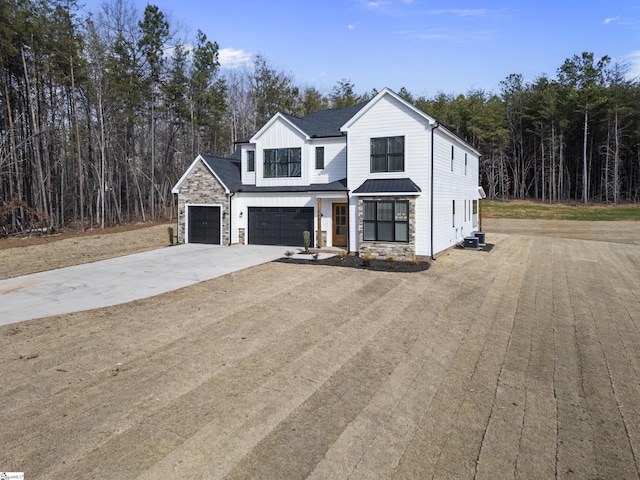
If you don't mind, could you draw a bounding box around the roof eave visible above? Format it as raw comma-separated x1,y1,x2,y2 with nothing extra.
340,88,437,132
351,191,421,197
172,154,231,195
250,113,310,142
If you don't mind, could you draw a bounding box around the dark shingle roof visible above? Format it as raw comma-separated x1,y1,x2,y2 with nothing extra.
353,178,421,195
200,154,241,192
282,102,368,138
199,154,347,194
234,102,369,143
237,178,347,193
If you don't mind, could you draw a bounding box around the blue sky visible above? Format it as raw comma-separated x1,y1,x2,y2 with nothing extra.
83,0,640,98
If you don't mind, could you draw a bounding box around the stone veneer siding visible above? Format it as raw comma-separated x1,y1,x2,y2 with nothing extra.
177,160,230,245
357,197,416,260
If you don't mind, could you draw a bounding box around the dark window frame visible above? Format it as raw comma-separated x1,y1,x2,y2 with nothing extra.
315,146,325,169
452,200,456,227
370,136,405,173
451,146,454,172
263,147,302,178
363,199,409,243
247,150,255,172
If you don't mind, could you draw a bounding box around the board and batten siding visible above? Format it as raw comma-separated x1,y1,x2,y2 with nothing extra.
345,94,432,255
253,118,309,188
309,137,347,185
240,144,256,185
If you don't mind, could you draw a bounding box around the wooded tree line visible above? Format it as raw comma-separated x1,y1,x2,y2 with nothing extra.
1,0,639,236
411,53,640,206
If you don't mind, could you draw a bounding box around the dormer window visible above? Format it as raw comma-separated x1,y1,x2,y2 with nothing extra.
263,148,301,178
371,136,404,173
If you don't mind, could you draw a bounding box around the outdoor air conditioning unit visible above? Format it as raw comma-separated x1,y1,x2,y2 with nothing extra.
473,231,486,244
464,236,479,249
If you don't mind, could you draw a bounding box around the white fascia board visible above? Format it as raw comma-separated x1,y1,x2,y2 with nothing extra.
171,155,202,193
171,155,230,194
250,113,310,142
340,87,437,132
435,124,482,157
478,186,487,198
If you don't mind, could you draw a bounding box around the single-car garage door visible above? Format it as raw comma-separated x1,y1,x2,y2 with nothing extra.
188,206,221,244
248,207,314,246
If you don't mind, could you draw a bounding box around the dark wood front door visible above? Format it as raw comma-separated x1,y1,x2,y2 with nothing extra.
332,203,348,247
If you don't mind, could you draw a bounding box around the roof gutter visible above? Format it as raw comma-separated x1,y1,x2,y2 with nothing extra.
346,131,350,254
229,191,235,245
430,121,440,261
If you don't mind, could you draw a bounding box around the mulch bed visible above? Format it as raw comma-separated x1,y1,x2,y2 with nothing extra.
275,254,430,272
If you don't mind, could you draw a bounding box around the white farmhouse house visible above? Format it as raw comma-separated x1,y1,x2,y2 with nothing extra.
172,88,483,259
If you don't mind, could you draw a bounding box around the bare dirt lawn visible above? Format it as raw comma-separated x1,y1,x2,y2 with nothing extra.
1,219,640,479
0,222,172,280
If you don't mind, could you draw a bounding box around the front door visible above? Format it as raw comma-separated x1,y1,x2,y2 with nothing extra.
332,203,348,247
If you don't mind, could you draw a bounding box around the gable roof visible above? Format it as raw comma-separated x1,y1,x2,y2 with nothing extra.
248,102,368,143
200,154,241,192
341,88,482,156
283,102,368,138
171,154,240,194
341,88,437,131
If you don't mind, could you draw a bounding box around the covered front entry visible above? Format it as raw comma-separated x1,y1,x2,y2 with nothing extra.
188,205,221,244
248,207,314,246
332,203,348,247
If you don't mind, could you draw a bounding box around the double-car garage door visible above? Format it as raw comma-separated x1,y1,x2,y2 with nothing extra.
248,207,314,246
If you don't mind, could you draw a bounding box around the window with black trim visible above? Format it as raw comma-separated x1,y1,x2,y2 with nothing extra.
451,146,454,171
263,148,301,178
464,153,468,175
370,136,404,172
363,200,409,242
247,150,255,172
452,200,456,227
315,146,324,169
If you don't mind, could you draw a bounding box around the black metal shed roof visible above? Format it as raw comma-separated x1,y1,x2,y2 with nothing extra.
352,178,422,195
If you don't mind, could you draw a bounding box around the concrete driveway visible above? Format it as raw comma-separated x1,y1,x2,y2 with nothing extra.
0,244,294,325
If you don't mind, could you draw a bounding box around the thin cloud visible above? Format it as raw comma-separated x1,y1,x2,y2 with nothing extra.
409,26,498,42
219,48,252,68
413,28,455,40
603,15,621,24
427,9,488,17
360,0,389,8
